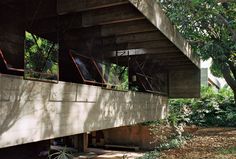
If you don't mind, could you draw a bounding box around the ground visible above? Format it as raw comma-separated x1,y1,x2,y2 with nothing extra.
73,127,236,159
160,127,236,159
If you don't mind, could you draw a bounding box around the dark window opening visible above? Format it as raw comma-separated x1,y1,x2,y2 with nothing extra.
97,61,128,91
129,58,168,95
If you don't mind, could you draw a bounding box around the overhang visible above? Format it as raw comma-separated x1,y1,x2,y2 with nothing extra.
0,0,201,97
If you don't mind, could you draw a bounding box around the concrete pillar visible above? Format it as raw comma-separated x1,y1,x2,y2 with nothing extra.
73,133,88,152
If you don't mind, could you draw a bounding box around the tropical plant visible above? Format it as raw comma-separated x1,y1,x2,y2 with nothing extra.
48,147,74,159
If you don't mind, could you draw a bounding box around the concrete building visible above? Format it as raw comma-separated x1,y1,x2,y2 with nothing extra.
0,0,200,156
201,59,226,89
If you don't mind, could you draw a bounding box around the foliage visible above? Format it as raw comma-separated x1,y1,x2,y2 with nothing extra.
169,86,236,127
158,135,190,150
102,63,129,91
158,0,236,102
138,150,160,159
25,32,59,80
143,119,192,155
48,147,74,159
218,146,236,156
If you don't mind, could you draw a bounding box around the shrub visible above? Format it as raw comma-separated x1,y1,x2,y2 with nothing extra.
169,86,236,127
138,150,160,159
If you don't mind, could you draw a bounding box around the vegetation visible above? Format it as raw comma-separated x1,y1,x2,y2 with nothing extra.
48,147,74,159
140,87,235,158
158,0,236,103
101,62,129,91
25,32,59,80
137,150,160,159
169,86,236,127
218,146,236,156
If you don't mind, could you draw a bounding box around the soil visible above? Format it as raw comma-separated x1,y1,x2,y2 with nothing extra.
160,127,236,159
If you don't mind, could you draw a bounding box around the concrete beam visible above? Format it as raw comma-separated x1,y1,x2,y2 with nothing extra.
25,0,57,20
81,4,145,27
64,19,157,38
65,30,166,44
101,19,157,37
164,64,197,70
65,31,169,52
127,40,175,49
103,31,166,45
33,18,156,38
169,69,200,98
109,54,189,67
128,0,200,68
109,52,185,60
30,4,145,34
57,0,129,15
134,56,189,62
107,48,180,57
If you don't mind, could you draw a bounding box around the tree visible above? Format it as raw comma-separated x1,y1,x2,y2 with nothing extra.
158,0,236,104
25,32,59,80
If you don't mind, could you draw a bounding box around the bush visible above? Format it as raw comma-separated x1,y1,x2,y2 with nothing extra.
138,150,160,159
168,86,236,127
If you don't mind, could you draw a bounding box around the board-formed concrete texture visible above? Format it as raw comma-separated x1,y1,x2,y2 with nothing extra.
0,0,201,98
0,74,168,148
128,0,200,67
169,69,201,98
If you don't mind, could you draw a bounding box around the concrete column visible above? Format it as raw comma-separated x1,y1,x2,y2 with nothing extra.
73,133,88,152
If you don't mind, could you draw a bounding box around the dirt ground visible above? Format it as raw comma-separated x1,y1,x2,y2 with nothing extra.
160,127,236,159
74,127,236,159
73,148,144,159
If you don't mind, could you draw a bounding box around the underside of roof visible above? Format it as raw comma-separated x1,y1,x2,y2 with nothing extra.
0,0,200,98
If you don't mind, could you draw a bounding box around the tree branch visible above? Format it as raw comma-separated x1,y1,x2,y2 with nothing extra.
217,14,236,42
221,62,236,92
228,61,236,80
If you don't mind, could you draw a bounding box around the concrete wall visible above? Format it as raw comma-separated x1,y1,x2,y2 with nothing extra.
103,125,156,150
201,68,208,86
169,69,201,98
0,74,168,148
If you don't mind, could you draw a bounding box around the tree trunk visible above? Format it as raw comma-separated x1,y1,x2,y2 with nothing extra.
221,63,236,105
234,90,236,106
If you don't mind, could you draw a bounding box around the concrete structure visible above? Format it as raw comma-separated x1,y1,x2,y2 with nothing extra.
0,74,168,148
201,59,226,89
201,68,221,89
0,0,200,151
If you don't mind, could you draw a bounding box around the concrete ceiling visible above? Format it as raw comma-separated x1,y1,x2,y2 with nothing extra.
1,0,200,71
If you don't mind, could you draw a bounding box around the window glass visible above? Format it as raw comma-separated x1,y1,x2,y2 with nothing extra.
70,50,128,91
71,52,104,84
